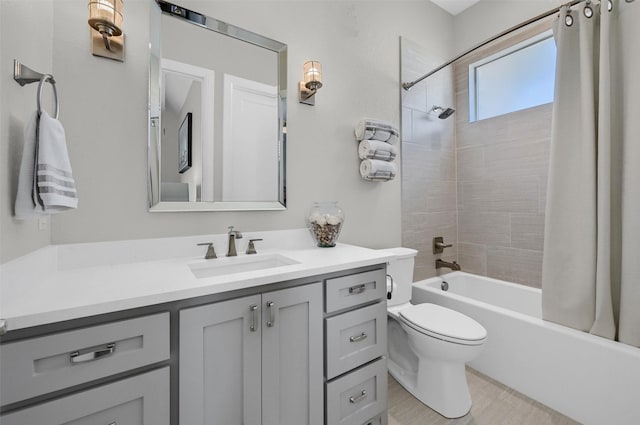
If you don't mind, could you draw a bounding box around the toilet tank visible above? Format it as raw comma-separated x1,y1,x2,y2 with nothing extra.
379,247,417,307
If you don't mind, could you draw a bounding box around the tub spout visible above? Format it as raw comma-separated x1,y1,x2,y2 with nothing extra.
436,258,461,271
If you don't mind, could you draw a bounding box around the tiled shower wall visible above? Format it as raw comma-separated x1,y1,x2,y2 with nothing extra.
401,38,457,282
401,22,552,288
453,22,552,288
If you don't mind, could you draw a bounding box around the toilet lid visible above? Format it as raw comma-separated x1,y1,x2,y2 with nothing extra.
399,303,487,343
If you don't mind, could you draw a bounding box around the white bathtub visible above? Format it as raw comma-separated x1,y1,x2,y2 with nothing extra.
411,271,640,425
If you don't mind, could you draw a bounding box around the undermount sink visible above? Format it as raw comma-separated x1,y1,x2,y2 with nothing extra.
188,253,299,279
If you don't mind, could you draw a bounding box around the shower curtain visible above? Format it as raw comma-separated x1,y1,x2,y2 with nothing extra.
542,0,640,347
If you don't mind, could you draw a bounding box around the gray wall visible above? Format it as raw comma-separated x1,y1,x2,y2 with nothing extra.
0,1,54,262
0,0,454,263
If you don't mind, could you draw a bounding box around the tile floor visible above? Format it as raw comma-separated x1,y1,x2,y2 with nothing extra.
387,368,581,425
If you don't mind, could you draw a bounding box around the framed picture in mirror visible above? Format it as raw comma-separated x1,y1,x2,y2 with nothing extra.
178,112,192,173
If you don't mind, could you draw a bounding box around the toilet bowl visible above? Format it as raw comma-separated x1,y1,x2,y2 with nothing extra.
382,248,487,419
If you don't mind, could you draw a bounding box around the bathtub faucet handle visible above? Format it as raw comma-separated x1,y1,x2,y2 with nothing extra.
433,236,453,254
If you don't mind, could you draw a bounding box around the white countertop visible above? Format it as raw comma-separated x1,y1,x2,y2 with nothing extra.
0,229,392,332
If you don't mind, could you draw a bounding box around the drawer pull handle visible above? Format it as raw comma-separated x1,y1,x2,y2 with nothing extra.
250,304,258,332
70,343,115,364
266,301,275,327
349,332,368,343
349,390,367,404
348,284,366,294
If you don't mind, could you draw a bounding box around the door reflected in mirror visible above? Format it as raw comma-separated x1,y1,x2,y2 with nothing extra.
149,0,287,211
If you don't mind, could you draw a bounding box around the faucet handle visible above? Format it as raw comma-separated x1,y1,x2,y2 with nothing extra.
228,226,243,239
246,239,263,255
433,236,453,254
197,242,217,259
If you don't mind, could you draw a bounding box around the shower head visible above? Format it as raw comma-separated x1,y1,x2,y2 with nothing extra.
431,105,456,119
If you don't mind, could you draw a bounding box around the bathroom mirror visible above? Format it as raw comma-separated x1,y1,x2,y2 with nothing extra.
148,0,287,211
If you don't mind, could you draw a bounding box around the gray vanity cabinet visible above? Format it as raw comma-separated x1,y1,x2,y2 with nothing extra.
324,268,388,425
179,282,324,425
0,368,169,425
0,312,170,425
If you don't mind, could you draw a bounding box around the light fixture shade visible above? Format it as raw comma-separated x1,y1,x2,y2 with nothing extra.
88,0,123,37
303,61,323,90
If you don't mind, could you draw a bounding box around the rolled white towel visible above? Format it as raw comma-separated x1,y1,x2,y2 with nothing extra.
358,140,397,161
354,119,399,144
360,159,397,181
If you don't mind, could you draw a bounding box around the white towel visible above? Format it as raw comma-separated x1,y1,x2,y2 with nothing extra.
354,119,399,144
15,112,45,219
36,112,78,212
360,159,397,181
358,140,397,161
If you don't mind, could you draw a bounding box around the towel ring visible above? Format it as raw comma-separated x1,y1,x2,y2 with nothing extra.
37,74,59,119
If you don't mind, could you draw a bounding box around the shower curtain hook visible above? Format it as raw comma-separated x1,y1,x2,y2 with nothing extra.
564,6,574,26
583,0,594,17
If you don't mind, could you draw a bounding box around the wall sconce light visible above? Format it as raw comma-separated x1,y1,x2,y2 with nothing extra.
299,61,323,105
88,0,125,62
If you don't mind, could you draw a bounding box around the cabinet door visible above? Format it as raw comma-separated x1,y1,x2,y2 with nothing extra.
262,282,323,425
180,295,262,425
0,368,169,425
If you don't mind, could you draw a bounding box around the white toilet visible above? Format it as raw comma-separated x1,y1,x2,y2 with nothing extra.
382,247,487,418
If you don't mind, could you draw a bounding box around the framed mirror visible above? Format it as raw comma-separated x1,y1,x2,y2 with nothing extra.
148,0,287,211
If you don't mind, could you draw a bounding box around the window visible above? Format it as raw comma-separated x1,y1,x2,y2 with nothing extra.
469,31,556,122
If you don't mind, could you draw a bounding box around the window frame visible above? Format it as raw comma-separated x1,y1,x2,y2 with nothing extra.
468,30,555,122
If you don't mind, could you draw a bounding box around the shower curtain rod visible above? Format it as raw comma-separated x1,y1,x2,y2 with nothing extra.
402,0,585,90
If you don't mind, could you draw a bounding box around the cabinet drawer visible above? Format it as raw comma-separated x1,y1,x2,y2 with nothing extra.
326,359,387,425
0,367,169,425
325,268,386,314
0,312,170,406
361,413,387,425
326,302,387,379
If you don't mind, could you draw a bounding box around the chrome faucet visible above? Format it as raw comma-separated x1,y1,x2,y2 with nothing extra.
227,226,243,257
435,258,461,271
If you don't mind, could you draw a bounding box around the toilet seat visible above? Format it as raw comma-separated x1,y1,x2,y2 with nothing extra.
399,303,487,346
